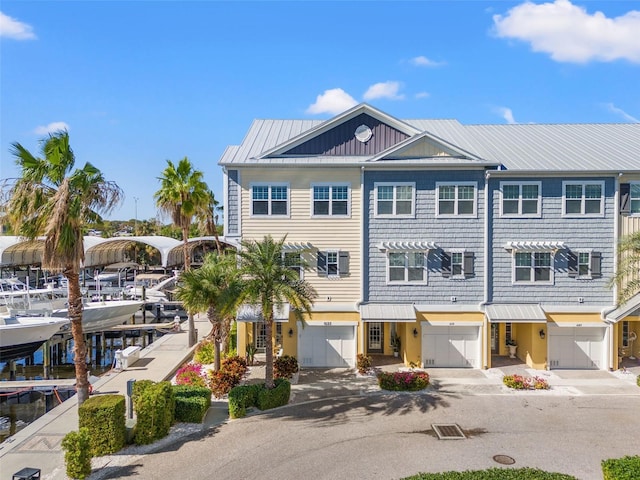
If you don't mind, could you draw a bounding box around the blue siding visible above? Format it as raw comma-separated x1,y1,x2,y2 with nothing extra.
227,169,240,235
488,177,616,305
364,170,486,304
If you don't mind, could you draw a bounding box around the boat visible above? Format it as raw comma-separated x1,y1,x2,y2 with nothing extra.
0,313,69,362
1,279,143,334
51,299,145,334
124,272,178,302
94,262,139,287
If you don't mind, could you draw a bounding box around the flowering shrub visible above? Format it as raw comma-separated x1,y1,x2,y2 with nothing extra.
503,374,549,390
357,354,373,375
274,355,299,379
377,371,430,391
175,363,207,388
208,355,248,398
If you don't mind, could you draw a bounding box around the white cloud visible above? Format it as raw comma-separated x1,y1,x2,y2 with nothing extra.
493,0,640,63
363,81,405,101
410,56,445,67
494,107,517,124
34,122,70,135
415,92,430,99
603,103,640,123
306,88,358,115
0,12,36,40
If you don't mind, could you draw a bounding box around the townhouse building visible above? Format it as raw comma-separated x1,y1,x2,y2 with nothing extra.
219,104,640,371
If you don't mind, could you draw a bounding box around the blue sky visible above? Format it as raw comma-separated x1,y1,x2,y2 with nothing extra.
1,1,639,222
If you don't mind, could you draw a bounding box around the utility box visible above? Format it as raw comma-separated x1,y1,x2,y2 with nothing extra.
121,346,142,369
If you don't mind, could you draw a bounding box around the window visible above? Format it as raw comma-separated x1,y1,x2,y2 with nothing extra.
312,184,349,216
375,183,415,217
632,183,640,215
317,251,349,278
501,182,541,217
622,321,630,348
436,183,476,217
441,251,474,278
563,181,604,216
387,251,426,283
251,184,288,216
283,252,303,280
514,251,553,284
567,251,601,279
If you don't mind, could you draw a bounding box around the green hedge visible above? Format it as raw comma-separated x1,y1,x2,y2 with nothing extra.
61,428,93,480
256,378,291,410
602,455,640,480
78,394,126,456
403,468,577,479
173,385,212,423
133,380,176,445
228,379,290,418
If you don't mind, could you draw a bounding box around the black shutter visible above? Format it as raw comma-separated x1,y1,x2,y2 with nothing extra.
591,252,602,278
620,183,631,215
441,252,451,278
338,251,349,276
463,252,474,278
567,251,578,277
317,252,327,276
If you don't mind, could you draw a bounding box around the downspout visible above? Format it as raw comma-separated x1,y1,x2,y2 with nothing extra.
482,170,491,369
608,173,622,370
359,165,366,355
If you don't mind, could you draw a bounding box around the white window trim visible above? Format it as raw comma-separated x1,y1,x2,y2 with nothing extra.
435,182,477,218
282,251,304,280
574,249,595,279
310,183,351,218
250,183,290,217
374,182,416,218
562,180,605,218
499,181,542,218
630,182,640,216
512,249,555,285
446,248,467,279
386,250,428,285
326,250,340,279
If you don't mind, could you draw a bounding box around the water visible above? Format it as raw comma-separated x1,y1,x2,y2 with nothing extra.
0,325,166,443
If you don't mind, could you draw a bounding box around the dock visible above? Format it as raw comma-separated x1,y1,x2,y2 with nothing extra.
0,312,212,478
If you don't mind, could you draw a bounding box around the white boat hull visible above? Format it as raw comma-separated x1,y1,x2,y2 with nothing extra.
52,300,144,333
0,317,70,362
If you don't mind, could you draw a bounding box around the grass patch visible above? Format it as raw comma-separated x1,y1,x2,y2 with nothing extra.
403,467,577,479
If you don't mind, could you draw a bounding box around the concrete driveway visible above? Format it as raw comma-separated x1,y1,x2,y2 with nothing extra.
93,387,639,480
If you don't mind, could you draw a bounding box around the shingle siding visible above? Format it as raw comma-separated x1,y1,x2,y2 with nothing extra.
226,169,240,235
364,169,486,304
488,177,616,305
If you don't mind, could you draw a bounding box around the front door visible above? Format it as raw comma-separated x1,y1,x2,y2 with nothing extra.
367,322,384,353
490,323,499,354
254,323,267,352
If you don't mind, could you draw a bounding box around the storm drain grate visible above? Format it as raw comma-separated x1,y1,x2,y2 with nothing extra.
493,455,516,465
431,423,466,440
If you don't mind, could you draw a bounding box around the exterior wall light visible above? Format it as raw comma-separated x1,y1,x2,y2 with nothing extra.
288,328,294,338
539,329,545,339
413,328,418,338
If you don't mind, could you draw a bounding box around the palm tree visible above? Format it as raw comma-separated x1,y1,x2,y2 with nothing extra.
3,131,122,405
196,188,223,253
610,230,640,304
154,157,209,346
236,235,316,389
176,252,241,371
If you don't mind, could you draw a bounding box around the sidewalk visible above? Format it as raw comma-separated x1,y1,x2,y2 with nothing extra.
0,314,211,480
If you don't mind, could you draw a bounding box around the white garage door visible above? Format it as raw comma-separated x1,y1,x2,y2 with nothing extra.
422,325,480,368
548,326,605,369
298,325,356,368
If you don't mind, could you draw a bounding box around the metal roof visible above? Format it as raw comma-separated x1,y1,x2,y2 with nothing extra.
219,108,640,172
360,303,417,322
485,304,548,323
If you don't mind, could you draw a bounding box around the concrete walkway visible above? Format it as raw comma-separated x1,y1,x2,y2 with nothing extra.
0,314,211,480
